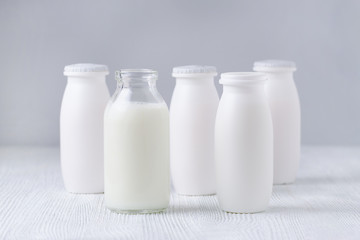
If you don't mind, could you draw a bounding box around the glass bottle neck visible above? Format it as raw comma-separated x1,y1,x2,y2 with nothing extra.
120,79,157,89
116,69,158,89
113,69,164,104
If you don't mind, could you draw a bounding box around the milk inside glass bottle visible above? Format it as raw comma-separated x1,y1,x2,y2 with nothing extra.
215,72,273,213
61,64,110,193
104,69,170,214
170,65,219,196
254,60,300,184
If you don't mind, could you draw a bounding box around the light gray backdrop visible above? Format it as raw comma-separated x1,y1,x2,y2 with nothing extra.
0,0,359,146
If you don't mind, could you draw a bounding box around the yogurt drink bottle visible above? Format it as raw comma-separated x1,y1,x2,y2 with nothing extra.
170,65,219,196
254,60,301,184
215,72,273,213
61,63,110,193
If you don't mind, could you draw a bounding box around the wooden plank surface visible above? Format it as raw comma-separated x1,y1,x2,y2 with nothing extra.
0,146,359,240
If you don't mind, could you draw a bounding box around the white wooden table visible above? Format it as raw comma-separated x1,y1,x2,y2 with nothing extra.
0,146,359,240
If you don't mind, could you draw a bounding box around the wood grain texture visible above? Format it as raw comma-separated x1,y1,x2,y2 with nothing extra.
0,146,359,240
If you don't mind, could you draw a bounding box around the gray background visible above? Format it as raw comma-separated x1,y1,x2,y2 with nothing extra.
0,0,359,146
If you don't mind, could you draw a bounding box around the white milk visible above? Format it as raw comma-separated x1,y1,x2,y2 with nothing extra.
104,101,170,213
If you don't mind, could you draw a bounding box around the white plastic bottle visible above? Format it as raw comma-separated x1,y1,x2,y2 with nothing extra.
61,63,110,193
170,65,219,196
215,72,273,213
104,69,170,214
253,60,300,184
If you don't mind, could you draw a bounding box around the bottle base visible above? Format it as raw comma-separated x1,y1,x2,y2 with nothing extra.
273,179,295,185
176,192,216,197
107,207,167,214
66,190,104,194
223,209,266,214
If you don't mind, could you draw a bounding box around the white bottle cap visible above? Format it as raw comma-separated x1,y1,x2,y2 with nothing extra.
172,65,217,77
64,63,109,76
219,72,267,85
253,60,296,72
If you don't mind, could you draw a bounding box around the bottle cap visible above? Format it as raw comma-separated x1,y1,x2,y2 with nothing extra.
172,65,217,77
253,60,296,72
64,63,109,75
219,72,267,85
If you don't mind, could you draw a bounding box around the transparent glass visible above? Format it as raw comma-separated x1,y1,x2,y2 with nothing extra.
104,69,170,214
110,69,165,105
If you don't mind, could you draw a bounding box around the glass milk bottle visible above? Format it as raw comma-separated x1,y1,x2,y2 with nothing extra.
170,65,219,195
215,72,273,213
104,69,170,214
254,60,300,184
61,63,110,193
